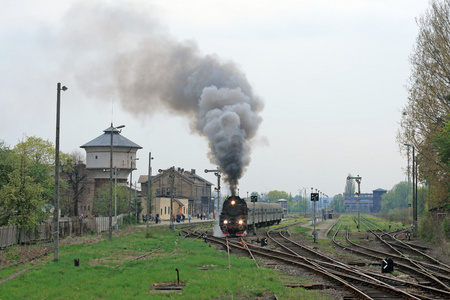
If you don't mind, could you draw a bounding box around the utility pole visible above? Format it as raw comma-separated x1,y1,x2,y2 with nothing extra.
170,166,175,231
129,158,139,217
205,168,222,217
403,144,418,236
54,82,67,261
405,145,411,226
135,181,138,223
413,147,418,237
147,153,153,232
347,175,362,231
251,195,257,235
114,167,118,230
299,188,306,218
109,124,125,242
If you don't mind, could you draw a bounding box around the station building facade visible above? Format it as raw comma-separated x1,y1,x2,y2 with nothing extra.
139,168,213,218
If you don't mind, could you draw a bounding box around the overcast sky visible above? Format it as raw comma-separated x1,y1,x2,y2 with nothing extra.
1,0,430,198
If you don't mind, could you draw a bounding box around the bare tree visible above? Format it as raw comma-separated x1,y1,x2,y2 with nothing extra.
61,152,89,217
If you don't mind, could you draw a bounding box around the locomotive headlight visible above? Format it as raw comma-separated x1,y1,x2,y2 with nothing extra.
238,219,243,225
223,220,228,224
231,200,236,205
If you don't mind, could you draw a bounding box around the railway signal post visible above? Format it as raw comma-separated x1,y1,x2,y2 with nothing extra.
347,175,362,231
311,190,319,243
204,168,222,218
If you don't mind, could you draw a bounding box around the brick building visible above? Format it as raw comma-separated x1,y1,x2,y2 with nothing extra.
139,168,213,217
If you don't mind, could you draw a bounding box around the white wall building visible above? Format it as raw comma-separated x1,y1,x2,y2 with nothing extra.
80,124,142,181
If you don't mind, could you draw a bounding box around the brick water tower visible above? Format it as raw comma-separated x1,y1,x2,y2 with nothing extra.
80,124,142,188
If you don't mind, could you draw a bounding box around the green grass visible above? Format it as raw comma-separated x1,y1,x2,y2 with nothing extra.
0,227,332,299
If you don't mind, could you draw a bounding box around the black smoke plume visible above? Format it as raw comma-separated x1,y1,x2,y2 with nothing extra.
52,2,263,194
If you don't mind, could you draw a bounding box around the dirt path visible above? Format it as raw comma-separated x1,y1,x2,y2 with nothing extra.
300,217,338,240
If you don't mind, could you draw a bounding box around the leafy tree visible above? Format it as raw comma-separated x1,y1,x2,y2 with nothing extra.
266,190,289,203
93,183,134,216
13,136,72,204
432,117,450,169
398,1,450,209
0,153,47,237
0,136,72,227
381,182,410,214
0,141,17,190
331,194,344,213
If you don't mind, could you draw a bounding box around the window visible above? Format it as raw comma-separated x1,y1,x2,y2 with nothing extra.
88,206,90,211
95,155,98,159
165,207,167,214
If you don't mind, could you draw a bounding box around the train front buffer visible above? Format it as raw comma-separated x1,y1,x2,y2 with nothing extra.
220,215,247,236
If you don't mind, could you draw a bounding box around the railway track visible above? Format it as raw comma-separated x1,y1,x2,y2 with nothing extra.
184,218,450,299
329,217,450,298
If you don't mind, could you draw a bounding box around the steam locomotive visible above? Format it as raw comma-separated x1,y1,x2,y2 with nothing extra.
219,195,283,237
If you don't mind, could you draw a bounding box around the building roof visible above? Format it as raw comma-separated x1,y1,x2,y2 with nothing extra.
80,125,142,149
373,188,387,192
138,168,213,186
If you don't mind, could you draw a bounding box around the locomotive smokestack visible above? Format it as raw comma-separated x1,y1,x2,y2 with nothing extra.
52,2,263,194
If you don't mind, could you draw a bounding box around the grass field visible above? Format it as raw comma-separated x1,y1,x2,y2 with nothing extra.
0,225,331,299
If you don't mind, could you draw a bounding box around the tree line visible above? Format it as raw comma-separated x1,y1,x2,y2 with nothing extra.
0,136,139,230
398,0,450,211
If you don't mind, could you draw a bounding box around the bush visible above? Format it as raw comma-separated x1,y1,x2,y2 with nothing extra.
419,212,450,243
123,215,137,225
145,229,154,239
443,215,450,239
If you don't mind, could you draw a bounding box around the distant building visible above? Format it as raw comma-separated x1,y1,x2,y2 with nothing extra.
154,197,189,220
372,189,387,212
139,168,213,217
343,188,387,213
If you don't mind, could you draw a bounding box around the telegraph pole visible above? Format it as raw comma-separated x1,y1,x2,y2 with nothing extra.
251,195,257,235
147,153,153,232
54,83,67,261
170,166,175,230
129,158,139,217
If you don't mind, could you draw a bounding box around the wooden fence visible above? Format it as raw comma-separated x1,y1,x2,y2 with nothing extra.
0,215,123,248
